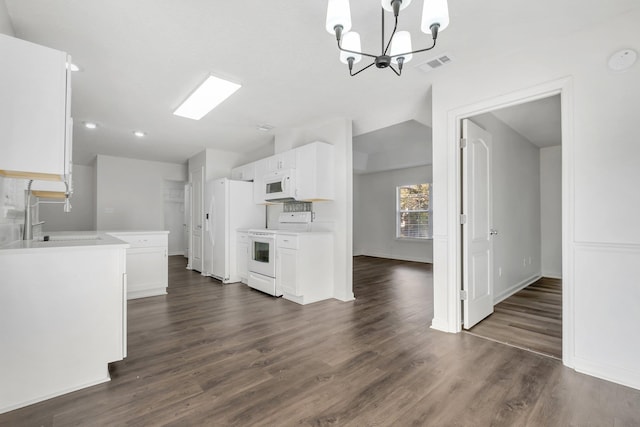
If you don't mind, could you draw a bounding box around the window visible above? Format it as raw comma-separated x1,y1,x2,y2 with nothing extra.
397,183,432,239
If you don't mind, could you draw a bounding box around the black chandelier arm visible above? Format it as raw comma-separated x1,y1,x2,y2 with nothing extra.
388,64,401,76
349,61,376,77
389,37,438,60
336,38,378,59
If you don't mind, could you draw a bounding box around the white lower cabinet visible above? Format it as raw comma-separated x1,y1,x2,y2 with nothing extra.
276,232,333,305
237,231,249,284
108,232,168,299
0,239,127,414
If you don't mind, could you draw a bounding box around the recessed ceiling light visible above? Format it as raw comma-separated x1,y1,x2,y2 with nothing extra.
173,74,241,120
84,122,97,129
67,62,80,72
257,124,274,132
133,131,146,137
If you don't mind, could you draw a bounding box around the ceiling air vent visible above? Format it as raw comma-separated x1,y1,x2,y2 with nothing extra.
416,53,453,73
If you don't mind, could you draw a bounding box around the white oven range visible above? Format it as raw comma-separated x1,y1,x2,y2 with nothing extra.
247,212,313,297
247,229,281,296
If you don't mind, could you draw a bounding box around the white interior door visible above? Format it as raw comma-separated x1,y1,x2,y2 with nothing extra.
184,183,191,260
462,119,494,329
190,167,204,272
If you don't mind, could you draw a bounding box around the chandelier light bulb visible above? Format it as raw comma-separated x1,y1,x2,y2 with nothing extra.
390,31,413,64
326,0,352,34
381,0,413,13
340,32,362,64
421,0,450,35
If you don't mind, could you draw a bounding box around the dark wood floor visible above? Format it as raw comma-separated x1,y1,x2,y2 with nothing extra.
467,277,562,359
2,256,640,426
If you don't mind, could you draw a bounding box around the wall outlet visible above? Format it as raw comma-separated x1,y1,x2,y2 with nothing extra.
498,267,502,277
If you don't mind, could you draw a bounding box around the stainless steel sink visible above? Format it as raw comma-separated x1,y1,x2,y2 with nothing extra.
41,235,102,242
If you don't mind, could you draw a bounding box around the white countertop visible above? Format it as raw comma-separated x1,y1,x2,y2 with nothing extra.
248,228,333,236
106,230,170,236
0,232,129,255
0,230,169,255
275,230,333,236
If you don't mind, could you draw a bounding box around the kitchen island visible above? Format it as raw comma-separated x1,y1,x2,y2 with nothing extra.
0,232,128,414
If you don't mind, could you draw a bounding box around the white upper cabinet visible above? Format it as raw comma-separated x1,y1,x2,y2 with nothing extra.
295,141,335,201
231,162,255,181
253,158,268,204
243,141,335,204
0,34,72,181
266,150,296,173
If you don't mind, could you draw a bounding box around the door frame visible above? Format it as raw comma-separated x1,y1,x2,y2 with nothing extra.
447,77,574,368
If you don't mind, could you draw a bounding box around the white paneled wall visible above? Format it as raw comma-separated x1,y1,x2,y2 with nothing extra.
431,9,640,390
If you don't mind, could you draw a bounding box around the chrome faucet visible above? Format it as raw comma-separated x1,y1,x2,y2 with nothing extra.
22,180,46,240
23,180,34,240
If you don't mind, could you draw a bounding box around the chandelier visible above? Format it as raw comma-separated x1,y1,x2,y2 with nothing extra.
326,0,449,76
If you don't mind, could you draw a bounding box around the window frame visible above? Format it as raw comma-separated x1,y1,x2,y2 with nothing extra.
396,183,433,240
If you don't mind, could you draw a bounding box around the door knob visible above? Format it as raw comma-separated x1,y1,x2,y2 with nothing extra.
490,229,499,236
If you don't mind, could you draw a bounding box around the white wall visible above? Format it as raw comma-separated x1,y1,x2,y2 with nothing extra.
470,114,541,303
202,149,243,181
40,164,96,232
96,155,187,231
353,165,433,263
431,9,640,390
0,0,14,36
163,179,186,256
540,145,562,278
274,118,354,302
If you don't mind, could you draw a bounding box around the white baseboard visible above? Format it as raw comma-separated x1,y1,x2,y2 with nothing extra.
431,317,454,333
573,357,640,391
334,292,355,302
542,271,563,279
168,251,184,256
0,376,111,415
127,287,167,300
357,250,433,264
493,274,542,305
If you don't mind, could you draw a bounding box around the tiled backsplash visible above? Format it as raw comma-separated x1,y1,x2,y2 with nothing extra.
0,176,27,224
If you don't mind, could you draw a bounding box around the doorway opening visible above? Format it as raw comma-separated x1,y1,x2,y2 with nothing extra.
460,94,563,359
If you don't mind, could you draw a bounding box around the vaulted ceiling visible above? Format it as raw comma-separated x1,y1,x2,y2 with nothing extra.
4,0,637,165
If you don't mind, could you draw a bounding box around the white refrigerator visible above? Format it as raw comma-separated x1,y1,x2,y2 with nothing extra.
204,178,264,283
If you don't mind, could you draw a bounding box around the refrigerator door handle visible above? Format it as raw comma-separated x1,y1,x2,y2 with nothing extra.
208,195,215,247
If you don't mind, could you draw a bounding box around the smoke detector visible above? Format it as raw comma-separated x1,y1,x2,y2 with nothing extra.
608,49,637,72
416,53,453,73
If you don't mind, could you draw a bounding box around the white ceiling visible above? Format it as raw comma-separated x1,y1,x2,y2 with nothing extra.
490,95,561,148
4,0,637,165
354,120,430,155
353,120,432,174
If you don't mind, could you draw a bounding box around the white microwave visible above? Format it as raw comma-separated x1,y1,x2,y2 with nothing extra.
264,169,296,202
